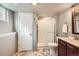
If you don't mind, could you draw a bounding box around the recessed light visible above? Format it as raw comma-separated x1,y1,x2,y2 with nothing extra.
32,3,37,6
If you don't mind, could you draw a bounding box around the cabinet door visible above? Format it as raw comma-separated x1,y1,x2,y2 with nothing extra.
67,43,76,56
58,39,67,56
76,47,79,56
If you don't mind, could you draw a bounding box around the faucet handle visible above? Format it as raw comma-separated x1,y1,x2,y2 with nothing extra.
73,36,78,40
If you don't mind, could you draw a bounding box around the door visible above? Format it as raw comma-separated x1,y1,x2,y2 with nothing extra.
38,17,56,47
76,47,79,56
67,43,76,56
58,39,67,56
15,13,33,51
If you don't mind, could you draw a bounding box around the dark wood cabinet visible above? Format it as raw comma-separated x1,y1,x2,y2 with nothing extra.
58,39,79,56
67,43,76,56
58,39,66,56
76,47,79,56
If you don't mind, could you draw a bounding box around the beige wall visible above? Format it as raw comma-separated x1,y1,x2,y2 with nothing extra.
56,9,72,37
57,4,79,37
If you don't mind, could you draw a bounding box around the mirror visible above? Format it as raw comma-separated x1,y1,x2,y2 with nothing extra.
72,9,79,34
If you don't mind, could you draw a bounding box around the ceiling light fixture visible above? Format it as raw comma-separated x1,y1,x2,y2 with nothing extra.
32,2,37,6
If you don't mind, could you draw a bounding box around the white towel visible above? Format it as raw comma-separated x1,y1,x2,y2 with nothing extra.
62,23,68,33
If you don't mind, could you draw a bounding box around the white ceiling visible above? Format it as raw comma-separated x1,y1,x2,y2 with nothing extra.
1,3,74,16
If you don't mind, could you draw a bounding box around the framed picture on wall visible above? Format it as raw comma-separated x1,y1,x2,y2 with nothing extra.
0,5,6,22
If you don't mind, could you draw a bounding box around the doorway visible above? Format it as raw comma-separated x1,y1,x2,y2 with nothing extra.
37,17,56,48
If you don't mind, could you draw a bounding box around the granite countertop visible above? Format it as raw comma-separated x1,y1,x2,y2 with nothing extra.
57,37,79,47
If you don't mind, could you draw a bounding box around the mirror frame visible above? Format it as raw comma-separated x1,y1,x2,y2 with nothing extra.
72,10,79,34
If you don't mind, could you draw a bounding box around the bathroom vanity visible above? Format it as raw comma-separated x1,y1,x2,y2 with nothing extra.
57,4,79,56
58,37,79,56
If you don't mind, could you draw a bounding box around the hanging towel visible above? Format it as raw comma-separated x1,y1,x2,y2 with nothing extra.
62,23,68,33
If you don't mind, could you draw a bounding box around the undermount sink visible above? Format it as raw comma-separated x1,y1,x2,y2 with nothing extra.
68,36,79,40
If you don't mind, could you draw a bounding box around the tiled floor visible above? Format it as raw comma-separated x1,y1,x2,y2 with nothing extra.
14,46,58,56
